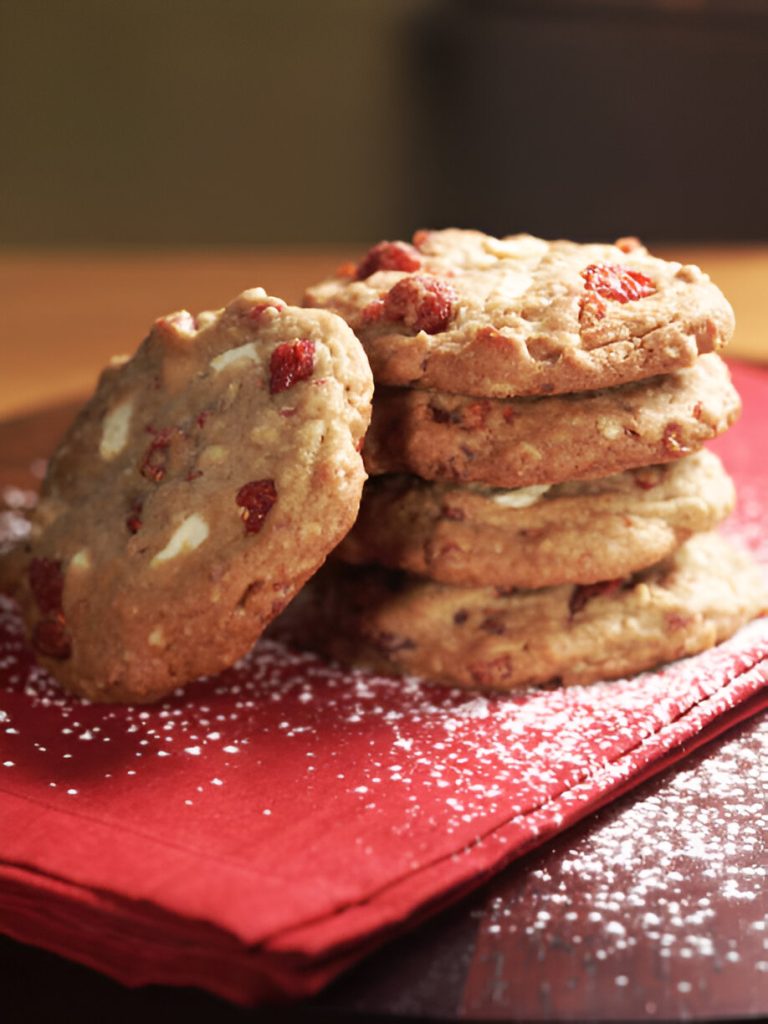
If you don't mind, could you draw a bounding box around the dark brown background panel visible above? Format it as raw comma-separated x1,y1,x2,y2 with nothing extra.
0,0,431,245
416,0,768,242
1,0,766,246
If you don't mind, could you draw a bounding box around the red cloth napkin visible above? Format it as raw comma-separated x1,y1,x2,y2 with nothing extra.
0,361,766,1005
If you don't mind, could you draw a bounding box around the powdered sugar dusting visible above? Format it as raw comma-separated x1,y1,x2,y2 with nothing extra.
0,587,766,864
466,714,768,1019
0,486,36,556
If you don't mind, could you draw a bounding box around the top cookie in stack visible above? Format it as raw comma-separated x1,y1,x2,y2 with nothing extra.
306,229,733,398
303,229,766,690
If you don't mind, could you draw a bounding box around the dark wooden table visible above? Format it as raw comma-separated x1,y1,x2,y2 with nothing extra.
1,405,766,1024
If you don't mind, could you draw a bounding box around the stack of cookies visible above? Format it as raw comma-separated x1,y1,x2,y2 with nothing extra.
304,229,766,689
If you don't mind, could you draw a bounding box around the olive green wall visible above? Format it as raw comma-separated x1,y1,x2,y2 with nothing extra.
4,1,766,246
0,0,435,244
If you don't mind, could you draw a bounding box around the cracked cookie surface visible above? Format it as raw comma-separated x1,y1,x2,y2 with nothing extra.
337,450,735,589
8,289,373,702
305,229,734,398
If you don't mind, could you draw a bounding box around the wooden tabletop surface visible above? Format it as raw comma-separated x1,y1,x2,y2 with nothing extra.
0,244,766,419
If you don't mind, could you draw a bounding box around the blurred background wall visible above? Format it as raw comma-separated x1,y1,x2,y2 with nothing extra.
1,0,767,246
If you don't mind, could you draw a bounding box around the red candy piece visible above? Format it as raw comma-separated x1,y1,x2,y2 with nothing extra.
28,557,64,615
662,423,692,455
126,499,143,534
462,401,490,430
28,557,71,659
153,311,196,338
360,298,385,325
126,513,143,534
248,299,285,322
32,616,71,660
615,236,643,254
269,339,316,394
581,263,656,304
569,578,623,617
666,612,693,631
140,428,174,483
441,504,465,522
383,275,457,334
634,470,660,491
578,291,608,327
355,241,422,280
335,260,358,278
235,480,277,534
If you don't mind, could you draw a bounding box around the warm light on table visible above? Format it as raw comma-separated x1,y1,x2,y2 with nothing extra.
0,245,765,420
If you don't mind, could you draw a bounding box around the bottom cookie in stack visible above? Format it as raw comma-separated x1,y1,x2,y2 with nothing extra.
306,532,766,690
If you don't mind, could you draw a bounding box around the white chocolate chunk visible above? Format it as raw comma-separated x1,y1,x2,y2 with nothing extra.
596,416,622,440
195,310,219,330
151,514,209,566
148,627,165,647
491,483,551,509
69,549,92,571
99,397,134,460
210,342,259,374
155,310,196,339
484,235,548,260
250,423,280,445
517,442,542,463
198,444,228,468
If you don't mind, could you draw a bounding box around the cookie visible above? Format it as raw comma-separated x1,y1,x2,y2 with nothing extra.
305,229,734,398
8,289,373,703
363,354,740,488
304,533,767,691
337,450,735,589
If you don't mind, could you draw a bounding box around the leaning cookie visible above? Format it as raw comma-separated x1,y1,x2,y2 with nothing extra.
306,533,767,691
336,450,735,589
305,229,734,398
364,354,740,488
10,289,373,703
